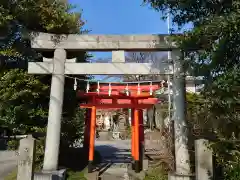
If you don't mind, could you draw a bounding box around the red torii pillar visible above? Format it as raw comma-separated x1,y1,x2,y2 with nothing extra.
134,108,140,172
131,99,141,173
131,108,135,169
86,96,97,173
88,105,96,173
131,108,144,172
139,109,144,171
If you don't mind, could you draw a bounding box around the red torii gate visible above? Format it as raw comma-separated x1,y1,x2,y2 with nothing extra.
78,83,162,173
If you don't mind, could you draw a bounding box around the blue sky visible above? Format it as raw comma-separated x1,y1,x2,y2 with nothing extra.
68,0,191,81
70,0,169,34
69,0,170,59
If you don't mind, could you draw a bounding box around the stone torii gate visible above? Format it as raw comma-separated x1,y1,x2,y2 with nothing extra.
28,32,190,179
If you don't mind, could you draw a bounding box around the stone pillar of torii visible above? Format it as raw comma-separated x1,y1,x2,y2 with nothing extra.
28,33,191,178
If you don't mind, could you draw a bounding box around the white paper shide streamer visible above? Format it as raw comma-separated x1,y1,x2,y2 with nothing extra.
74,77,77,90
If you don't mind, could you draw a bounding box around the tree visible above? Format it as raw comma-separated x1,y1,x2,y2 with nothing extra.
0,0,87,149
124,52,163,81
0,69,49,134
143,0,239,79
144,0,240,178
143,0,240,134
124,52,168,81
0,0,83,58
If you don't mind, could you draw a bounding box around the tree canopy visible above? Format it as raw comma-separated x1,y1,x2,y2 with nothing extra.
0,0,86,147
143,0,240,134
144,0,239,79
0,0,84,59
144,0,240,178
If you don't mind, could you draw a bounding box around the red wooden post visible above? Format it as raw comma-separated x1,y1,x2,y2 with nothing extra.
131,108,135,170
88,104,96,173
139,109,144,144
134,108,140,173
139,109,144,171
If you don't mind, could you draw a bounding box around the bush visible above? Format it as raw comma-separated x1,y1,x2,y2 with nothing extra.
145,164,167,180
223,156,240,180
224,162,240,180
61,108,85,147
66,170,87,180
59,147,102,171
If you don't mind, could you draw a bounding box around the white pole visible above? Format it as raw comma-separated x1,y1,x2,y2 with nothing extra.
167,10,172,126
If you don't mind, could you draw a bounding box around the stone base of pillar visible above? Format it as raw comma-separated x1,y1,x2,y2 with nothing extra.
168,173,195,180
135,160,141,173
139,143,144,171
35,169,66,180
88,161,94,173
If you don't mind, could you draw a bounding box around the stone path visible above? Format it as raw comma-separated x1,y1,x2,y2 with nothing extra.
95,140,131,180
0,151,17,180
94,131,169,179
0,133,162,180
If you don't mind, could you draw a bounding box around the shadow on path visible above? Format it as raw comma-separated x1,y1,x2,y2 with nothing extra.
94,144,131,176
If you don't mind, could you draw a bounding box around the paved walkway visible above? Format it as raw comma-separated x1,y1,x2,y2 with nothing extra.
95,140,131,180
0,151,17,179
